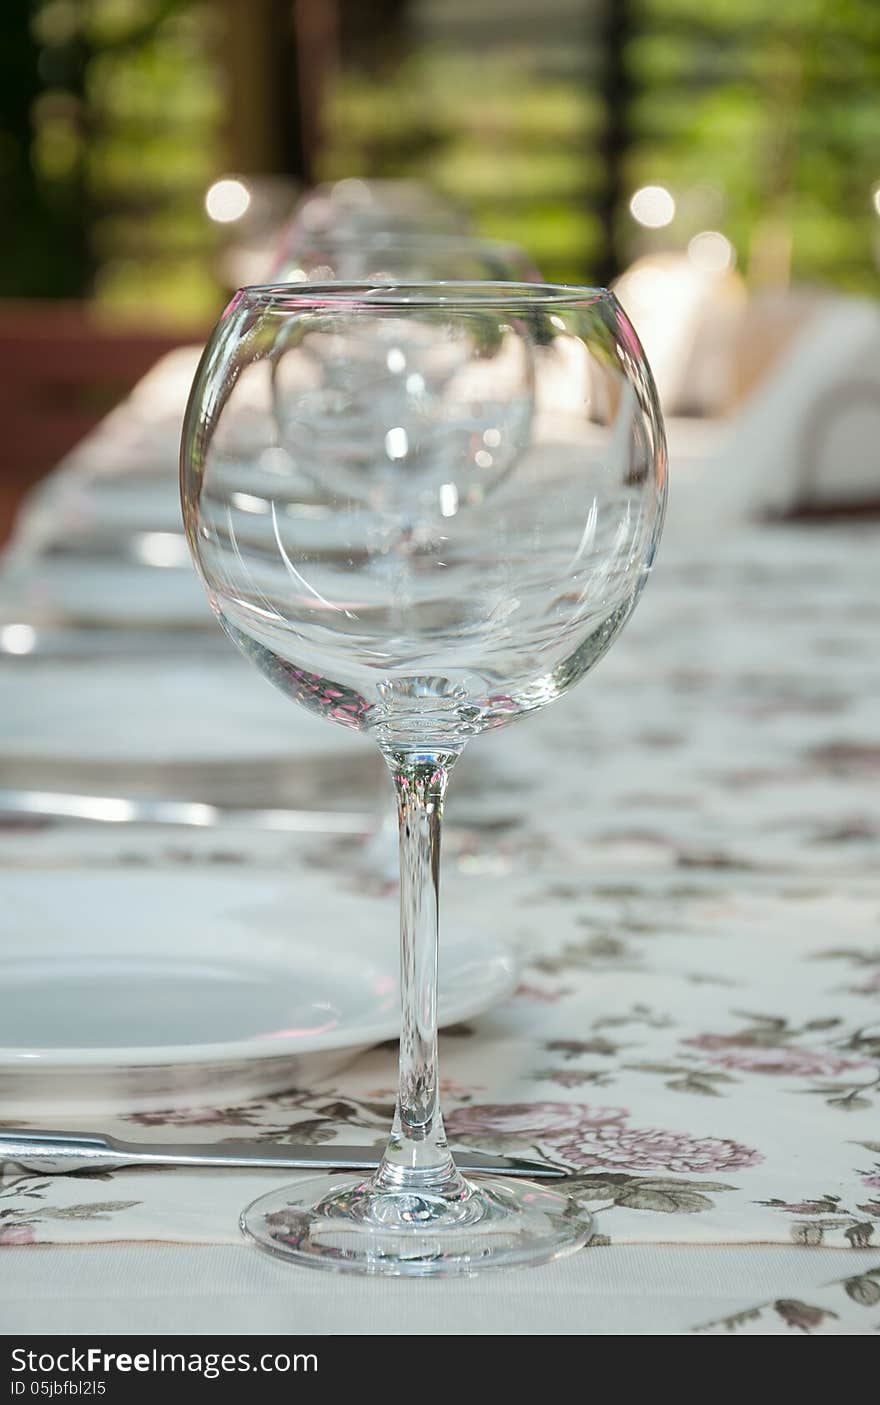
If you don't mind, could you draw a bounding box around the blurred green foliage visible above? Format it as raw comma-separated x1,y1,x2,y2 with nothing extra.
3,0,879,318
2,0,222,321
320,49,603,284
322,0,880,291
628,0,880,290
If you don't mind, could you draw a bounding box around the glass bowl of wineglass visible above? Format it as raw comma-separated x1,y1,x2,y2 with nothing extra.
180,282,667,1276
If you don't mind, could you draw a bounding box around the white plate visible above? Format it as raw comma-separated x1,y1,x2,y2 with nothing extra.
0,557,215,629
0,870,516,1116
0,655,370,767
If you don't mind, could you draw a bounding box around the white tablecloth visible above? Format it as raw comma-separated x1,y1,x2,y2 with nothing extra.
2,1244,878,1336
1,361,879,1334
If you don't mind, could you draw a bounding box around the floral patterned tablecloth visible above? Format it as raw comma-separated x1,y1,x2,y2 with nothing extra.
1,416,879,1333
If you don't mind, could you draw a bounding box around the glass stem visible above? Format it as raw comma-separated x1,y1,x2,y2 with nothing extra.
374,749,465,1195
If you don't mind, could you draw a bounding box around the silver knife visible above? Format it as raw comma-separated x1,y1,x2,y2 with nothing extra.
0,1129,563,1180
0,625,226,660
0,789,373,834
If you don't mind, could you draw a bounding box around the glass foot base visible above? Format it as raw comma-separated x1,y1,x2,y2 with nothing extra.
241,1172,593,1277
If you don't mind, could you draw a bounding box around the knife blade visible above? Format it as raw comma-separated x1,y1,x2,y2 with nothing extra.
0,1129,563,1180
0,788,373,834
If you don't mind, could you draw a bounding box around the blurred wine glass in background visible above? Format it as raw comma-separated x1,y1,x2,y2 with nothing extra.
281,178,469,251
269,231,541,284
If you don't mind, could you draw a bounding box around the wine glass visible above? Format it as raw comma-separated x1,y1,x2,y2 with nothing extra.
180,282,667,1275
272,234,542,884
280,178,469,252
269,231,541,284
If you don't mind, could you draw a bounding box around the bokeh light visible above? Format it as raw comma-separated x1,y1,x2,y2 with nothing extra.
629,185,676,229
687,230,735,273
0,624,36,656
205,178,252,224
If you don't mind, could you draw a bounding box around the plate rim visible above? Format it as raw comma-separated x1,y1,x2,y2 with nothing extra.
0,932,517,1071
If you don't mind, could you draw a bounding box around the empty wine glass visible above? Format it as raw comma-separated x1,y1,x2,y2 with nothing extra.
280,178,469,253
269,231,541,284
180,282,667,1275
273,234,542,885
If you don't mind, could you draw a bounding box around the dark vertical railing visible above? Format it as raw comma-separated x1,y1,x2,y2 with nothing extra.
595,0,632,287
291,0,341,182
0,7,90,297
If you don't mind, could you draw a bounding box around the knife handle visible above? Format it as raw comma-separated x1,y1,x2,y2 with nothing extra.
0,1130,125,1173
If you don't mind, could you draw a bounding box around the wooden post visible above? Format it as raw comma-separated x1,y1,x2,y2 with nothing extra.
292,0,341,181
596,0,632,287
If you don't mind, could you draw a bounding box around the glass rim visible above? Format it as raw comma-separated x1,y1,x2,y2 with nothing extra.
233,281,613,312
